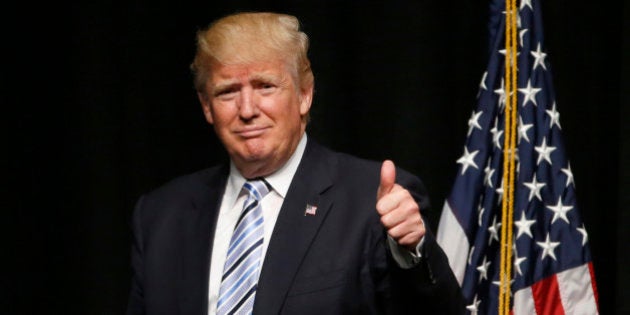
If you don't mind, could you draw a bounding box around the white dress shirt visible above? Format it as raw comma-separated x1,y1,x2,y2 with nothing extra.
207,134,307,315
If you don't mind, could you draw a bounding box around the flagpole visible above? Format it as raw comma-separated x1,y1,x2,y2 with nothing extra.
499,0,519,313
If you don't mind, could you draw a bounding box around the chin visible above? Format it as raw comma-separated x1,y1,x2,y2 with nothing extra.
241,140,271,158
234,152,278,178
236,147,273,164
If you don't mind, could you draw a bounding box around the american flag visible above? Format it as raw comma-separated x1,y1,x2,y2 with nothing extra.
304,204,317,216
436,0,599,314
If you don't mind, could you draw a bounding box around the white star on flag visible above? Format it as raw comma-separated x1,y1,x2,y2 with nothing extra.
457,147,480,174
477,206,485,227
490,120,504,149
523,175,546,201
518,116,533,143
530,43,547,70
514,211,536,238
519,29,528,47
494,78,509,109
484,164,495,188
534,137,556,165
518,79,542,106
513,254,527,276
545,102,562,129
468,110,484,136
546,197,574,224
466,295,481,315
577,224,589,246
537,234,560,261
479,71,488,91
487,216,501,245
477,256,491,282
561,163,575,187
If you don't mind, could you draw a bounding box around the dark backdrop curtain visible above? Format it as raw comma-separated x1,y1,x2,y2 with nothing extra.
9,0,628,314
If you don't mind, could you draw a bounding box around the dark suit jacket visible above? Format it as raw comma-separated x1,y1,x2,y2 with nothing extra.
127,139,464,315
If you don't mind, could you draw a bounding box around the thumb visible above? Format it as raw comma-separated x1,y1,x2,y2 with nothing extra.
377,160,396,199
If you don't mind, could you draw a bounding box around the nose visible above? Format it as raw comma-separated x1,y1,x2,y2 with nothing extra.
237,88,259,120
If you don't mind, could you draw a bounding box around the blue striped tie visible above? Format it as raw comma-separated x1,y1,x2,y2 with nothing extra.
217,179,270,315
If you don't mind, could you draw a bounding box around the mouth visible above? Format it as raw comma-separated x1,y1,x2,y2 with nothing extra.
235,126,270,139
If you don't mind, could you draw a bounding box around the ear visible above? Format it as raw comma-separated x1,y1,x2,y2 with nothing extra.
299,84,314,116
198,92,214,124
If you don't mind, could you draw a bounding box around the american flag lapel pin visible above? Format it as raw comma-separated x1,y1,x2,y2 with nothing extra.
304,203,317,216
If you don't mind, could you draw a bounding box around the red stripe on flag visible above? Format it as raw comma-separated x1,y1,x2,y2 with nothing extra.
588,262,600,312
531,274,564,315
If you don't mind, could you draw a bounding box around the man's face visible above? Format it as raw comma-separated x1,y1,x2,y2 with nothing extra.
200,59,312,178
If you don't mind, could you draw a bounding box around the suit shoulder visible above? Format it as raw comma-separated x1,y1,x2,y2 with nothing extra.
131,165,227,227
141,165,227,202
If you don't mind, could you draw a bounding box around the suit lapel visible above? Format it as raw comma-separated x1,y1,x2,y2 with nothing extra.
254,140,336,314
177,166,228,315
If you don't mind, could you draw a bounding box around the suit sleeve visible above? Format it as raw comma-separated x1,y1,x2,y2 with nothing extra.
386,170,466,315
126,196,146,315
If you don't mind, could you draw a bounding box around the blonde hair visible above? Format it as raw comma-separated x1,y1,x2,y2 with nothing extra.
191,12,314,95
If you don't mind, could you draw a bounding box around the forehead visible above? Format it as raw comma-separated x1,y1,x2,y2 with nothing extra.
213,61,281,79
208,59,297,88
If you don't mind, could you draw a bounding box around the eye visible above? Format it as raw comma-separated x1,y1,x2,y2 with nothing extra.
213,87,238,100
256,82,277,94
215,88,233,96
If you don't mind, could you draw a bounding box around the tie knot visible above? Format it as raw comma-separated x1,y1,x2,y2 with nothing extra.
243,179,270,201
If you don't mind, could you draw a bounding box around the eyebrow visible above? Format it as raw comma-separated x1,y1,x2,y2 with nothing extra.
211,81,240,94
249,72,281,84
211,72,285,93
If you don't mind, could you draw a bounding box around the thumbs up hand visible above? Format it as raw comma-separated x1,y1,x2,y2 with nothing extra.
376,160,425,251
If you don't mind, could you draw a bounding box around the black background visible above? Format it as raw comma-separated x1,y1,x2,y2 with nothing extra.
9,0,628,314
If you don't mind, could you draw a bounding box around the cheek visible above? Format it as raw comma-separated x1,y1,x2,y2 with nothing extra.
271,97,302,120
211,105,237,127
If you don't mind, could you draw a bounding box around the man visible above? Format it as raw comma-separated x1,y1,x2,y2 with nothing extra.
127,12,464,315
